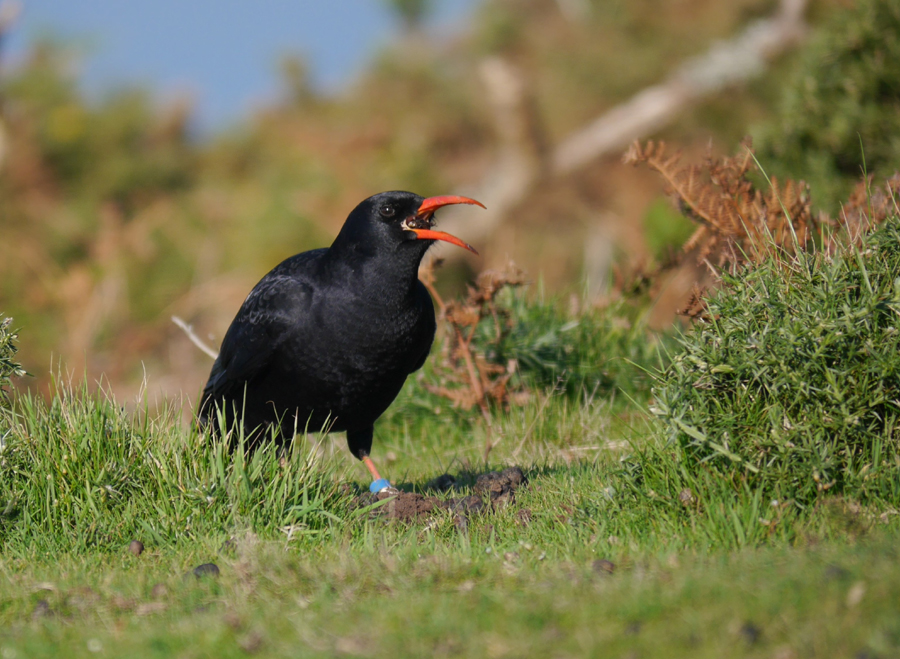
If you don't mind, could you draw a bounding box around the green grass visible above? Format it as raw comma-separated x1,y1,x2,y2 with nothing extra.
1,525,899,658
0,371,898,657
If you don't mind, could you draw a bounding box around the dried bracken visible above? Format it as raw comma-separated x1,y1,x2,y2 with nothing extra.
833,173,900,248
678,285,711,321
624,138,900,323
624,137,816,272
418,259,527,421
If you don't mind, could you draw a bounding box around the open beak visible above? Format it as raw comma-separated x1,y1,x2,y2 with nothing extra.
408,195,485,255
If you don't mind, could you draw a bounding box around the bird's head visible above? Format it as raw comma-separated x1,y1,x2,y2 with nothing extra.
333,191,484,260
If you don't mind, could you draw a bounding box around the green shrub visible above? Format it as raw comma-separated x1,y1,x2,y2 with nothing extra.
0,315,25,411
651,216,900,506
755,0,900,212
487,289,662,398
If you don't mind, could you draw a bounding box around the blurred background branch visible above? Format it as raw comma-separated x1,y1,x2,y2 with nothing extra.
440,0,810,246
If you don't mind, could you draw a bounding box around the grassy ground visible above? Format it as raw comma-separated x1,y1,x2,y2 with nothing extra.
0,379,898,659
5,221,900,657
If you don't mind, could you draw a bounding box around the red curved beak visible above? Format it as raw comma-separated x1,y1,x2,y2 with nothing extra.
410,195,485,255
417,195,485,215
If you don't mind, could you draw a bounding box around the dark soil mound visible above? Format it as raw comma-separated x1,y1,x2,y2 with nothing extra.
354,466,527,523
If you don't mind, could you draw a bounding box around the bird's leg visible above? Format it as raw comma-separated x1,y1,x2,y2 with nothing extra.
348,427,393,494
361,454,384,481
361,452,394,493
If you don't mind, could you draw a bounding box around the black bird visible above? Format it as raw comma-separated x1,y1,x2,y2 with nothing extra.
199,191,483,491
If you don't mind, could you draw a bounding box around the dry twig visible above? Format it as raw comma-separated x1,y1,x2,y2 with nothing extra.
172,316,218,360
422,261,527,422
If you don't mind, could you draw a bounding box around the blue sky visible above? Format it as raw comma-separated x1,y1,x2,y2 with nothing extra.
5,0,480,131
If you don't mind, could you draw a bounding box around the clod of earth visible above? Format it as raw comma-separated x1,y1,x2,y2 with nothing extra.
425,473,457,492
473,467,526,508
128,540,144,556
592,559,616,575
354,466,527,523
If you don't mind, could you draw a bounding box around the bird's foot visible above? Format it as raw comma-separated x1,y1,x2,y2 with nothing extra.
369,478,395,494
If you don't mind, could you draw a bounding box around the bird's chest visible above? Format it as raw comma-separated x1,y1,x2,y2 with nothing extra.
286,295,428,384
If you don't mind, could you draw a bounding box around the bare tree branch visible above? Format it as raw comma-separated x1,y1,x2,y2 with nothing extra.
440,0,809,245
172,315,219,360
552,0,808,176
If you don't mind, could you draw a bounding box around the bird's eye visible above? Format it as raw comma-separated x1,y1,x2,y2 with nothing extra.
379,204,396,218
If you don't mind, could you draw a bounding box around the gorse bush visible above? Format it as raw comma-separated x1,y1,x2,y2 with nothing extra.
651,216,900,506
0,315,25,412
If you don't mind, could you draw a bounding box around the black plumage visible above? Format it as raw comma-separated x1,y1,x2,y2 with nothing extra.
199,190,482,488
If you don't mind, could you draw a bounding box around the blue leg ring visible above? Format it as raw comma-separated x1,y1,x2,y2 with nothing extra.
370,478,392,493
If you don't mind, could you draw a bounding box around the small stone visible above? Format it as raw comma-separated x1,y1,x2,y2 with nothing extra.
135,601,167,616
846,581,866,608
678,489,695,506
739,622,761,645
592,559,616,575
192,563,220,579
128,540,144,556
824,564,849,581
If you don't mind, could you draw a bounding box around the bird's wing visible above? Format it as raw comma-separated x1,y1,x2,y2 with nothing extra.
201,273,313,408
409,281,437,373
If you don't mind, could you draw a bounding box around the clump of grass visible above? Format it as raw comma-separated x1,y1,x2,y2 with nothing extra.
649,215,900,507
0,315,26,412
488,287,661,398
0,377,351,556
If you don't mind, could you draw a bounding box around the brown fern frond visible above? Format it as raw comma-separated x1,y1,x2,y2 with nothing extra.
626,138,816,273
629,138,897,328
679,285,711,320
836,173,900,245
